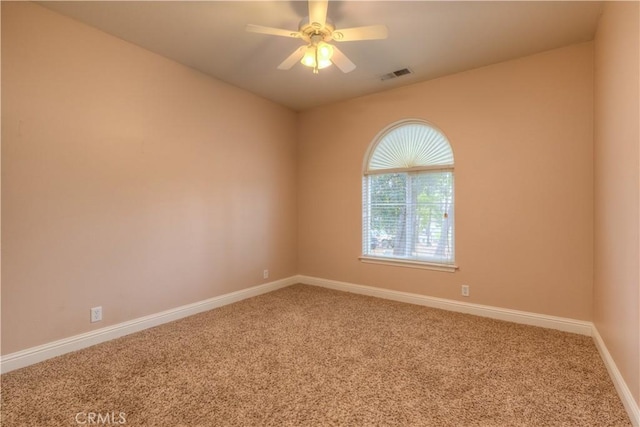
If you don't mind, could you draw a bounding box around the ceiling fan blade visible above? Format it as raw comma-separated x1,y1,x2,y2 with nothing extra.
333,25,389,42
278,46,306,70
246,24,300,38
331,46,356,73
309,0,328,29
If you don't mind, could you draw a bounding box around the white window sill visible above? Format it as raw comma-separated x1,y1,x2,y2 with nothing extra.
359,255,458,273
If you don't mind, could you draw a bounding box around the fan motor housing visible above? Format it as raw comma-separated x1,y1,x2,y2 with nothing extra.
298,17,336,43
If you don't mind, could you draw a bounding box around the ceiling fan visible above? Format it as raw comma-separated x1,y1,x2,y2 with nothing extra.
246,0,388,74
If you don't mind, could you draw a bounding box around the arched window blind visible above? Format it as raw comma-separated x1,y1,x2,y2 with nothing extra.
362,120,456,270
367,123,454,171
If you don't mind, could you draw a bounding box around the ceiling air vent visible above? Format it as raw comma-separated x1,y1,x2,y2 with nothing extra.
380,68,413,81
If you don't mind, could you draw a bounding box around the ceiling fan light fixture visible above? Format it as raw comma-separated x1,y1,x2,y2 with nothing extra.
317,58,332,69
317,41,333,61
301,43,334,73
301,46,317,67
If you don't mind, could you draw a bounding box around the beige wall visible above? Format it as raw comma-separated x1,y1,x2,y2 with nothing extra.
1,2,298,354
594,1,640,406
298,42,594,321
3,6,636,408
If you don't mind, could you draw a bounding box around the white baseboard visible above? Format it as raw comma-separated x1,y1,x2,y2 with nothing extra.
592,326,640,426
0,276,297,374
296,275,593,335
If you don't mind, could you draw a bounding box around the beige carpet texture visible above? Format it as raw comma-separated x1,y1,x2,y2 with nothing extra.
1,284,631,426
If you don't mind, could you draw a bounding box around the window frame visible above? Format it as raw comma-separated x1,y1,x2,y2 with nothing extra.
360,119,458,272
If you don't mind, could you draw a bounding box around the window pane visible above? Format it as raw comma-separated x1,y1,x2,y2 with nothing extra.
411,172,454,263
364,171,454,264
367,173,406,257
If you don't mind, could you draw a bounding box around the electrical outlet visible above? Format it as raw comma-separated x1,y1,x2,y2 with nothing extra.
461,285,470,297
90,306,102,323
263,269,269,279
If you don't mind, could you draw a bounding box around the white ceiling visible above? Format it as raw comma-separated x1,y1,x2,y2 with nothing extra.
40,1,603,111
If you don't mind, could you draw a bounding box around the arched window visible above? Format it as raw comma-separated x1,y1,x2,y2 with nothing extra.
361,119,456,271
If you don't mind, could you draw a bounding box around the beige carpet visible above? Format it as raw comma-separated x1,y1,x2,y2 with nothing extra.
1,284,631,426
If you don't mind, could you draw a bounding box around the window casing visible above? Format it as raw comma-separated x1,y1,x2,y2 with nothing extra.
362,120,456,271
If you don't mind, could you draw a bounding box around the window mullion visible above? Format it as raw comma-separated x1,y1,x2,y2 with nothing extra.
406,173,416,257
